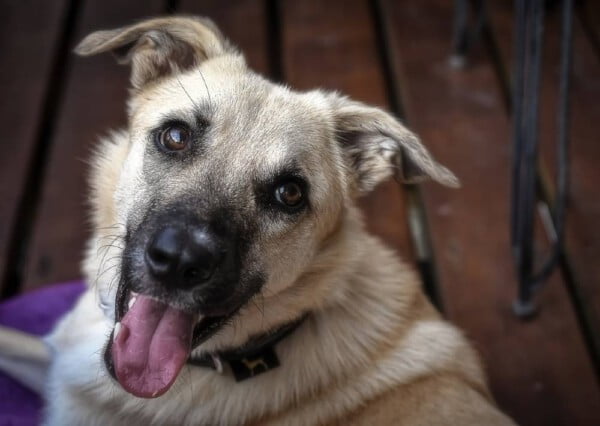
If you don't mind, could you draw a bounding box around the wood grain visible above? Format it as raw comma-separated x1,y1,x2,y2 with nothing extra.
178,0,270,75
381,0,600,424
21,0,165,291
0,0,69,293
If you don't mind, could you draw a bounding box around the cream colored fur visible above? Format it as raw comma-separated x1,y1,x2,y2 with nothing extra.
46,199,513,425
0,16,515,425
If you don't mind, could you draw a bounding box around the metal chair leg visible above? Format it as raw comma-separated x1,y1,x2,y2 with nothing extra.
511,0,573,318
450,0,487,68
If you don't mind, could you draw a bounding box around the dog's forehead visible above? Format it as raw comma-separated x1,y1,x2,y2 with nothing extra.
132,58,336,176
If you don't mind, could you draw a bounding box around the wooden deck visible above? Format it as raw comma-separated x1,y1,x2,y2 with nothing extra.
1,0,599,424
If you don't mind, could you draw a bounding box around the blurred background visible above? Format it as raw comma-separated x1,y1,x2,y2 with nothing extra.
0,0,599,424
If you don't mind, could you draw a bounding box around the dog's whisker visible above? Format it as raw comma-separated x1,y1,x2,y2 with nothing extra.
176,74,201,112
97,244,124,254
97,234,124,242
96,241,124,266
96,223,125,231
97,238,123,247
97,232,124,242
198,68,212,109
95,252,121,276
99,267,116,289
105,270,121,293
94,263,121,287
96,234,124,269
97,243,123,254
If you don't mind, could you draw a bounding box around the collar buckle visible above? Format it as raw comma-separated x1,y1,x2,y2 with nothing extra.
188,314,307,382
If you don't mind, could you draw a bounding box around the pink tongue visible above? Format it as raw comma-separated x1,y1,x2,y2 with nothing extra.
112,295,194,398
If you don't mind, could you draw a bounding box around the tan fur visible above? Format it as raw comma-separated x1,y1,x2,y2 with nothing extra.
0,16,514,425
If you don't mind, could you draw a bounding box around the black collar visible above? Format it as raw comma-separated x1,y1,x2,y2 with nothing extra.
187,315,307,381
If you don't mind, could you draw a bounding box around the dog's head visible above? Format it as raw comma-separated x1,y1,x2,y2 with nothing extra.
76,16,458,399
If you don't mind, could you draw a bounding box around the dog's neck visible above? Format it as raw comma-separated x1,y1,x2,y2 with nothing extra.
187,313,306,381
209,223,429,424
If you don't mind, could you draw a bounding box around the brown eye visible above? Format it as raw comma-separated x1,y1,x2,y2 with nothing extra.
275,181,304,208
159,125,191,151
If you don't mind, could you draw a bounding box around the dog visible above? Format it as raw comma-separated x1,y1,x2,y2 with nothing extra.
0,16,515,425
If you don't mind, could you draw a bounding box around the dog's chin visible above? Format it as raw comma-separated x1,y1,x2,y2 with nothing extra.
103,279,256,399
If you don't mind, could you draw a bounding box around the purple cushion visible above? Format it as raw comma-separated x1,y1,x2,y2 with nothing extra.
0,281,86,426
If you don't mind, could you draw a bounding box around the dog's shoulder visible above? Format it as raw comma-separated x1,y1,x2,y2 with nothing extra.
326,256,515,425
335,371,516,426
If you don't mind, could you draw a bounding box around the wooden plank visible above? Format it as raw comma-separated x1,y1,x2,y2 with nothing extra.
381,0,600,424
22,0,165,291
489,0,600,369
577,0,600,61
178,0,270,75
565,8,600,352
280,0,414,259
0,0,69,293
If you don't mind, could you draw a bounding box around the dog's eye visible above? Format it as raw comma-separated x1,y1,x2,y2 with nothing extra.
274,181,304,208
159,125,191,151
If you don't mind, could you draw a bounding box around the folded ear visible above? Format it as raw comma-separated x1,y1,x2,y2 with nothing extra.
74,16,233,90
330,95,460,193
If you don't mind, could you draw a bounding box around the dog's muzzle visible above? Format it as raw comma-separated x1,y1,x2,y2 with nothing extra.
103,210,262,399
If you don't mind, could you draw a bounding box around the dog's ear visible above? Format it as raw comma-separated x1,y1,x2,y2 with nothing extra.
74,16,231,89
331,95,459,193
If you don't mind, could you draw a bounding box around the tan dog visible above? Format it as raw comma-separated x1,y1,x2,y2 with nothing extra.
0,16,515,425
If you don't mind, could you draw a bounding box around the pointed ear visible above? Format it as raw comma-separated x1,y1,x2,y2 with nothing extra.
74,16,233,90
330,95,460,193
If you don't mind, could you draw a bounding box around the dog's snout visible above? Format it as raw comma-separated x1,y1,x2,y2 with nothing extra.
145,224,224,288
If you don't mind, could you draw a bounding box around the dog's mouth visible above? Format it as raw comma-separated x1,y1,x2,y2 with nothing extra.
104,288,241,399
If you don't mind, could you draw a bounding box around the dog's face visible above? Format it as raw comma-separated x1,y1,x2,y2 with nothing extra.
115,68,348,316
77,17,458,399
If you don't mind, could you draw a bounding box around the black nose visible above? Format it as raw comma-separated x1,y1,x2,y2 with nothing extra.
145,224,224,288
